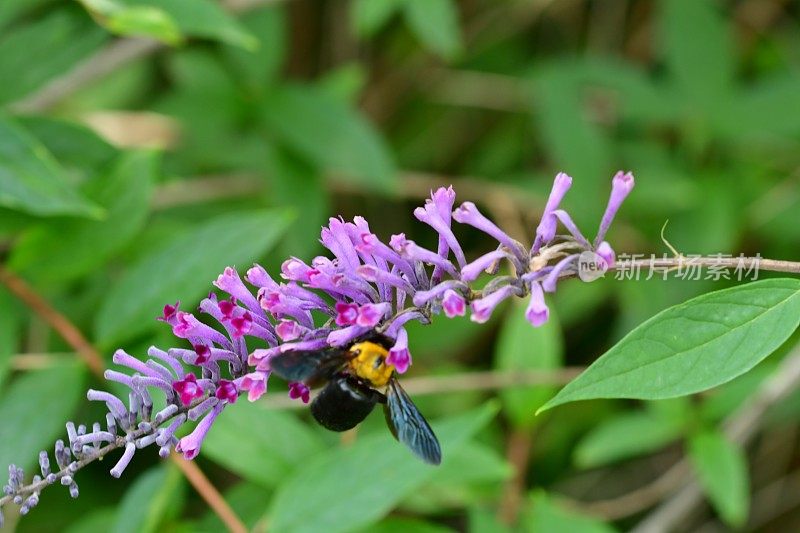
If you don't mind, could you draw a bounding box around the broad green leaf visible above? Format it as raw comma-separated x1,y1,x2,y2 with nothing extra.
351,0,402,38
0,0,51,28
722,74,800,141
526,492,617,533
81,0,257,49
203,402,325,488
660,0,734,110
193,482,271,532
267,402,499,533
10,151,157,282
401,440,512,511
0,117,102,218
540,279,800,412
260,84,397,192
95,209,292,345
574,411,685,468
403,0,462,60
357,518,455,533
0,287,20,390
495,300,563,427
221,5,286,91
18,116,118,175
0,8,106,106
0,362,85,470
111,465,184,533
65,508,118,533
688,431,749,527
469,506,512,533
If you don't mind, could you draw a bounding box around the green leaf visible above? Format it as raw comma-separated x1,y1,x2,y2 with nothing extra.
203,402,325,488
539,279,800,412
95,209,292,345
111,465,184,533
260,83,397,192
351,0,401,38
221,5,286,90
688,431,749,527
0,116,103,218
81,0,257,49
194,482,271,532
495,300,563,427
18,116,118,174
526,492,617,533
574,411,685,468
403,0,462,60
0,287,21,390
357,517,455,533
10,151,157,283
267,402,499,533
65,508,118,533
0,362,85,470
660,0,734,114
0,8,106,106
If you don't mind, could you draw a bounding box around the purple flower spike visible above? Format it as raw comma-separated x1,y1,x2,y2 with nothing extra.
525,281,549,327
596,241,616,268
215,380,238,404
276,319,304,341
442,289,466,318
230,312,253,338
176,403,224,460
470,285,518,323
387,328,412,374
357,303,391,327
237,372,269,402
453,202,526,260
288,382,310,404
532,172,573,254
335,302,359,326
172,374,204,406
193,344,211,365
594,171,635,247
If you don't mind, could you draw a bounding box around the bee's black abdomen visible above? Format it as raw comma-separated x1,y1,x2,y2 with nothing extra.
310,376,379,431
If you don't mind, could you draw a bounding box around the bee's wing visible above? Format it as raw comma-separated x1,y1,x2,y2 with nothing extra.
269,348,347,386
383,378,442,465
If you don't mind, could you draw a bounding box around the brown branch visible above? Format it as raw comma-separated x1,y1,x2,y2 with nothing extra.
0,265,246,533
499,429,534,525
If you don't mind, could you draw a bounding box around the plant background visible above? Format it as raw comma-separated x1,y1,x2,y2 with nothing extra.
2,0,800,531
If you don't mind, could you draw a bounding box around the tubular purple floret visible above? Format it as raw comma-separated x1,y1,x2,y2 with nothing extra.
552,209,591,248
453,202,527,262
541,253,580,293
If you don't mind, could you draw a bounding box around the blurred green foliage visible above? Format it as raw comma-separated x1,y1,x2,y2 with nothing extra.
2,0,800,531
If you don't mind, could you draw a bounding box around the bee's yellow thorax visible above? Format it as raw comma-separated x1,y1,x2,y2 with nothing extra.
348,341,394,387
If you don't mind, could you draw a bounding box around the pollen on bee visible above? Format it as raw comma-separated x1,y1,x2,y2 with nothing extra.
348,341,394,387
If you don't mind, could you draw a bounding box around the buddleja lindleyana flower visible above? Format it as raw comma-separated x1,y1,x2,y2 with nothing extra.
0,171,633,523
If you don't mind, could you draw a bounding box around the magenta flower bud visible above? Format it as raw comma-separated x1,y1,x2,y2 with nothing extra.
387,328,412,374
595,241,615,268
176,403,224,460
357,303,391,327
172,374,204,406
193,344,210,365
442,289,466,318
215,380,238,404
532,172,573,253
237,371,269,402
470,285,517,323
594,171,635,247
157,301,180,324
288,382,310,403
334,302,359,326
525,281,549,327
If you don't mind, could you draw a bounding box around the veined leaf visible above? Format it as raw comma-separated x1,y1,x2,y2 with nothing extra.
688,431,749,527
95,209,292,345
540,279,800,412
0,117,103,218
267,402,499,533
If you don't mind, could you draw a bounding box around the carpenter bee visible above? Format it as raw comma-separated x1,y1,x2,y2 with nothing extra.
269,331,441,465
